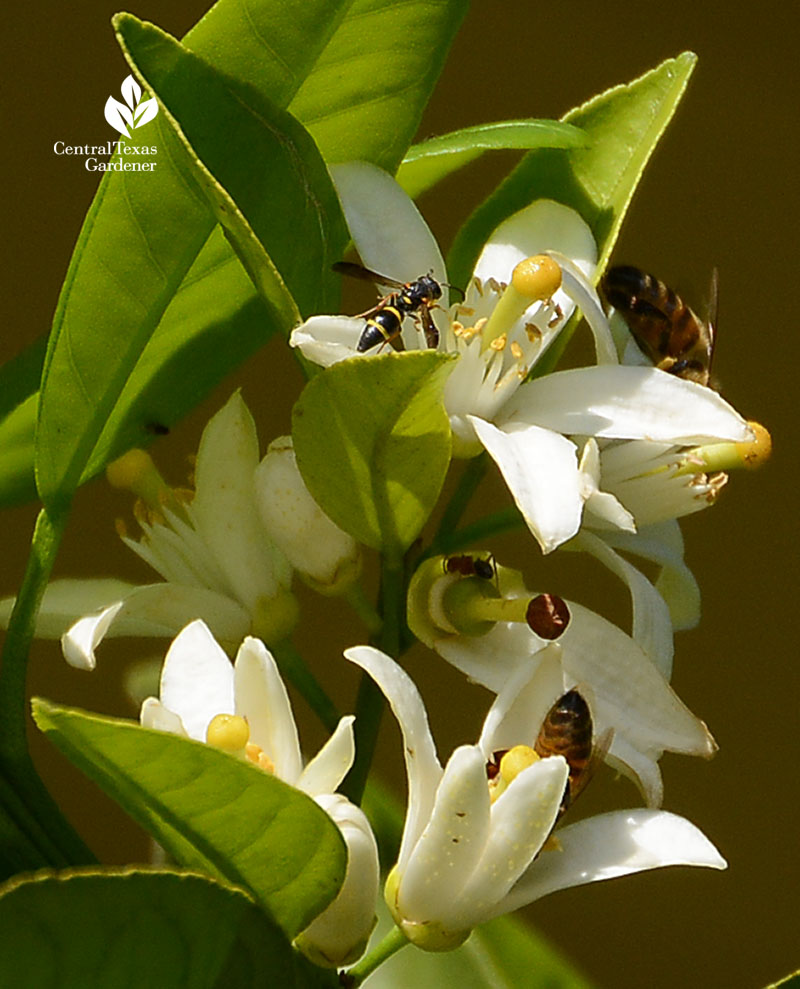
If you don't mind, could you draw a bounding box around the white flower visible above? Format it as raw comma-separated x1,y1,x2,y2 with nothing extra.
142,619,379,967
344,644,725,950
291,162,753,554
411,561,714,807
1,393,298,670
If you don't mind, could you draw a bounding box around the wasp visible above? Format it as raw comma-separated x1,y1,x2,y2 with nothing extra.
534,689,610,818
333,261,443,353
443,552,497,581
601,265,717,387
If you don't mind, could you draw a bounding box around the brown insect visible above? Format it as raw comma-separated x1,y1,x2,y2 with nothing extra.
601,265,717,387
534,689,610,818
443,553,497,581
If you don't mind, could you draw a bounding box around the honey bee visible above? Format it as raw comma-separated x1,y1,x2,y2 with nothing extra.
601,265,717,387
534,689,609,817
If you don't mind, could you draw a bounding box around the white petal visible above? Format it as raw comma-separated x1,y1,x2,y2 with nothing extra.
470,416,583,554
344,646,442,872
505,366,753,444
233,637,302,784
329,162,447,295
572,532,674,678
500,810,725,911
289,315,364,367
605,736,663,808
398,746,490,924
545,249,616,365
300,793,379,966
158,620,235,741
59,583,251,670
192,393,290,612
0,578,135,639
455,756,568,927
477,644,565,757
61,602,124,671
436,620,536,692
297,716,355,796
474,200,596,323
140,697,189,736
603,523,701,631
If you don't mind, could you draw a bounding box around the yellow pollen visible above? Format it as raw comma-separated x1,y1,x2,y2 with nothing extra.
473,317,488,334
499,745,541,785
245,742,276,774
473,277,485,298
525,322,542,343
737,421,772,469
511,255,562,302
206,713,250,754
455,305,475,317
451,320,464,334
114,517,128,540
490,333,507,352
510,341,524,361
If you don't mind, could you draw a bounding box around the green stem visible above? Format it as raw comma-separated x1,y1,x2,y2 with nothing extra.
344,582,383,638
428,454,488,557
271,639,340,734
0,507,95,867
343,556,404,804
345,925,410,986
440,505,525,553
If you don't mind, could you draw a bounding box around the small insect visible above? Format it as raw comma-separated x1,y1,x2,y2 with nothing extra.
144,421,170,436
601,265,717,386
333,261,443,353
443,553,497,581
534,689,610,818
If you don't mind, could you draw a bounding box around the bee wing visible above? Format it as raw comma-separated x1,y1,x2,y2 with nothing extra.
332,260,405,291
704,266,719,371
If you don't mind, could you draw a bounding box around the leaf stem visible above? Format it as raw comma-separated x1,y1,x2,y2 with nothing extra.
270,639,341,734
344,582,383,637
0,507,95,867
345,925,409,986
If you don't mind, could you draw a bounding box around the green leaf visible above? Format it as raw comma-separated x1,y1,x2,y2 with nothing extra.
0,395,38,507
766,974,800,989
292,352,455,556
396,119,587,200
115,14,345,320
0,868,337,989
447,53,698,288
32,700,346,940
289,0,470,172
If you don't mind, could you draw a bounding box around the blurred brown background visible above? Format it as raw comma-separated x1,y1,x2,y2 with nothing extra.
2,1,797,987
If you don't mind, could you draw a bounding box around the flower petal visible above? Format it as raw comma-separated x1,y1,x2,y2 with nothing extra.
297,716,356,797
0,578,136,639
477,644,565,757
289,315,364,367
545,249,616,365
455,756,568,928
474,200,596,322
571,532,674,678
159,620,235,742
505,365,753,444
298,793,379,967
499,810,726,912
140,697,189,736
192,393,291,612
329,162,447,294
397,745,490,924
233,637,303,784
470,416,582,554
344,646,443,872
59,583,251,670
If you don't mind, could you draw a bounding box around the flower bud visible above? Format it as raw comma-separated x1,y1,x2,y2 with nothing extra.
255,438,361,595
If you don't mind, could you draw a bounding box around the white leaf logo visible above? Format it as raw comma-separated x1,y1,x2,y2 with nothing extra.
105,74,159,138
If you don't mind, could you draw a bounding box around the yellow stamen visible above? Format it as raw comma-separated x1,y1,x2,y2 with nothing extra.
245,742,276,774
206,713,250,755
490,333,507,352
510,341,524,361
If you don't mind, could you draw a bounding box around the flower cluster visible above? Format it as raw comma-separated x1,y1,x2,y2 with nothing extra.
7,159,769,976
